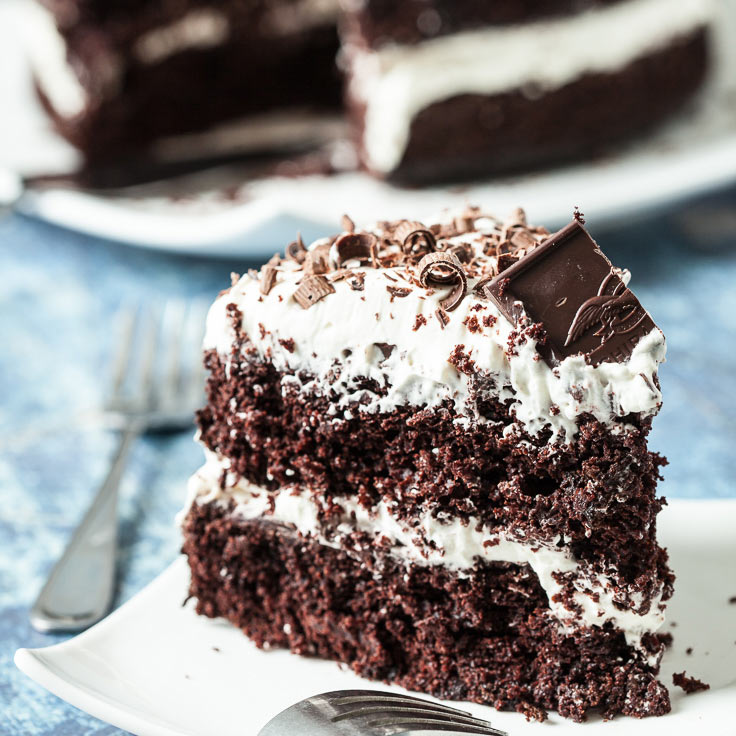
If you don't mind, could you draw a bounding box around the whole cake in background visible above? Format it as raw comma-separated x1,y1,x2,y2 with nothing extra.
181,206,675,721
28,0,712,184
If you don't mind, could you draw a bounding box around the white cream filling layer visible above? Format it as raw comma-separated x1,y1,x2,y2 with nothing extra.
133,9,230,65
186,453,666,653
349,0,712,172
206,255,665,442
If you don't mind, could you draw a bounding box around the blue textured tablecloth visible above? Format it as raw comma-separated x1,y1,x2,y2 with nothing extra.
2,193,735,734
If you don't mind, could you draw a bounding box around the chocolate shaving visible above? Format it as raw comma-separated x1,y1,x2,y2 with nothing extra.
260,265,278,295
386,285,411,299
285,233,307,263
328,268,351,282
474,275,494,297
447,241,474,263
507,207,527,228
418,251,468,312
370,241,380,269
304,243,331,275
501,208,530,241
497,253,519,273
348,271,365,291
452,214,475,234
510,228,537,249
340,213,355,233
293,274,335,309
394,220,436,261
375,342,394,359
331,232,378,268
435,308,450,329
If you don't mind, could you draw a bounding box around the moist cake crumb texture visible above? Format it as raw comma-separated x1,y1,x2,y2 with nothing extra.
182,207,675,721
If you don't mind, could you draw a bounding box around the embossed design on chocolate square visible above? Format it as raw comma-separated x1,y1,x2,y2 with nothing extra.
485,220,656,367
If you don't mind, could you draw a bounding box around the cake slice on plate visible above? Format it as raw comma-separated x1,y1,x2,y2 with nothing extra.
182,207,673,721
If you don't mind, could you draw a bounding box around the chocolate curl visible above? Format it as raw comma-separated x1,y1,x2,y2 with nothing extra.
330,232,378,269
501,207,529,240
394,220,436,261
285,233,307,263
418,251,468,312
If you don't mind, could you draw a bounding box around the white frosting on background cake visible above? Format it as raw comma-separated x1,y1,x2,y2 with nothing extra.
134,9,230,65
185,452,666,655
22,0,88,118
348,0,712,172
205,240,665,443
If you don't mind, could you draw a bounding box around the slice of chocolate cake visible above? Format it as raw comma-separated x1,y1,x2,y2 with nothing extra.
340,0,712,183
182,207,674,721
29,0,341,180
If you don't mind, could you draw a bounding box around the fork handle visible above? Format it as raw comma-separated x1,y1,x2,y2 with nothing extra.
30,427,140,633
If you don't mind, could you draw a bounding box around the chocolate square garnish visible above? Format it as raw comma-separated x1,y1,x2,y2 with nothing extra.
485,220,656,367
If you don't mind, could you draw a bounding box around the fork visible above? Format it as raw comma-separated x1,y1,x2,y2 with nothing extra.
258,690,507,736
29,301,206,634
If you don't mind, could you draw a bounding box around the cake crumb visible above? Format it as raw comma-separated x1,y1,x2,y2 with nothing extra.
517,700,548,722
728,595,736,604
686,647,692,655
672,671,710,694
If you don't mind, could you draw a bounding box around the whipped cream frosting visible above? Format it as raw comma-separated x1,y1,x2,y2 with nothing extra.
348,0,712,172
185,453,666,654
205,220,664,443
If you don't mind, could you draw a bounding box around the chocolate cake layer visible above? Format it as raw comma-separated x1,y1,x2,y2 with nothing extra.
197,349,670,599
341,0,625,47
182,504,671,722
351,28,708,184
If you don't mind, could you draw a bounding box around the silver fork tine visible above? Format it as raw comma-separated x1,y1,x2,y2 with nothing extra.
258,690,507,736
109,306,137,402
161,299,186,406
333,706,498,727
135,303,161,411
186,301,208,407
376,723,501,736
330,693,473,717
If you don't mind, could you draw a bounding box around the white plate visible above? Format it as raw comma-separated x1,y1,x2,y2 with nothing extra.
3,1,736,259
14,500,736,736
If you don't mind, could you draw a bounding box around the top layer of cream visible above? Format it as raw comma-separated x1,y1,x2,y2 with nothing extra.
347,0,712,172
205,215,665,443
